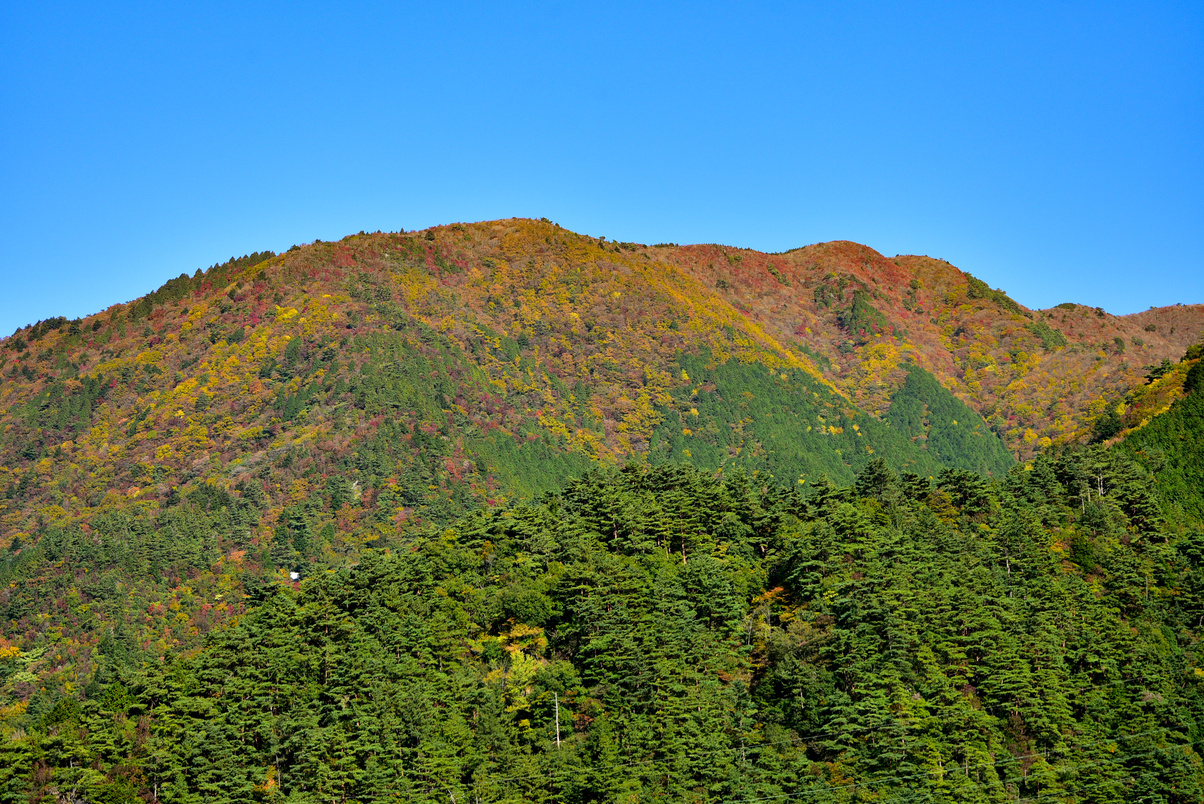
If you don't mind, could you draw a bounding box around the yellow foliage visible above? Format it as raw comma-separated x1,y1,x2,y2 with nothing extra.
39,505,68,525
288,479,310,504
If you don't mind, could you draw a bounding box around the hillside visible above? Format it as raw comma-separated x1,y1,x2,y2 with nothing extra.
0,219,1200,779
0,220,1055,551
0,220,1195,546
659,239,1204,452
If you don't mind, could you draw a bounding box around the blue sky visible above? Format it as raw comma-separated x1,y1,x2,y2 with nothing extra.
2,2,1201,336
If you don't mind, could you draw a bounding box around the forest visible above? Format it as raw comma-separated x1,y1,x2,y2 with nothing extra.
2,442,1204,802
0,220,1202,802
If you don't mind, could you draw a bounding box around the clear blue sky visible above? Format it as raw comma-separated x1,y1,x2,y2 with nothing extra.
2,2,1201,336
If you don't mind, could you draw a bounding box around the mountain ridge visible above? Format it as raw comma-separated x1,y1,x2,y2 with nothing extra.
3,219,1199,496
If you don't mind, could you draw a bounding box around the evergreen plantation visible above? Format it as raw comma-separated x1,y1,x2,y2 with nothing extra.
1,219,1203,801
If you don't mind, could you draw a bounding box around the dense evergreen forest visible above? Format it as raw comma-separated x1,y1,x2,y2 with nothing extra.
3,446,1204,802
1118,345,1204,525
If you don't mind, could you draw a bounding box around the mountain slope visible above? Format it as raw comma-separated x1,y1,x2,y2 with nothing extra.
884,363,1016,476
0,221,1026,548
0,218,1198,732
658,239,1204,452
1114,343,1204,524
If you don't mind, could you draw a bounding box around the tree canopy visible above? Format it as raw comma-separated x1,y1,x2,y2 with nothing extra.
3,453,1202,803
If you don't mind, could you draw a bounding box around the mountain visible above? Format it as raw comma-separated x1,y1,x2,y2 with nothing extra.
3,220,1196,494
0,221,1031,546
1,219,1202,800
0,219,1196,639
